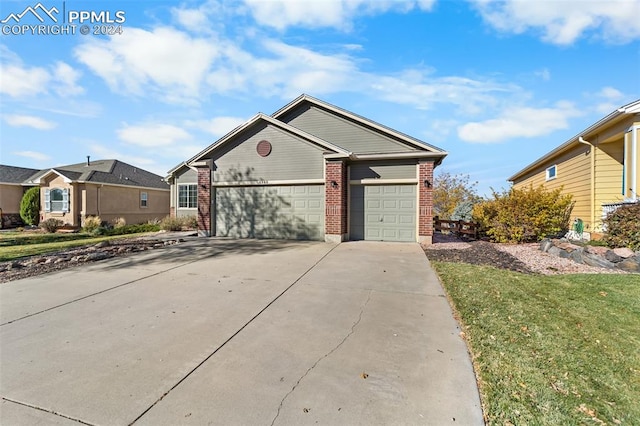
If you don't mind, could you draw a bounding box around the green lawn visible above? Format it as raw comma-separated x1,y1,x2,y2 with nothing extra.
433,261,640,425
0,231,155,262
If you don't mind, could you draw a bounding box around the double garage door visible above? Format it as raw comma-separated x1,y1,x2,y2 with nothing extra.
214,185,324,240
350,185,416,242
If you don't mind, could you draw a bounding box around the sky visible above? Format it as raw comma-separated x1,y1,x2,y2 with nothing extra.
1,0,639,196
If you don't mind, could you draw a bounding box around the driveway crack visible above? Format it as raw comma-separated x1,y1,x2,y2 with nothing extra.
270,290,372,426
1,397,96,425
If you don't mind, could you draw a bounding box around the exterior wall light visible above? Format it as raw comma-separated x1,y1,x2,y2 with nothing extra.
331,180,339,188
424,179,432,188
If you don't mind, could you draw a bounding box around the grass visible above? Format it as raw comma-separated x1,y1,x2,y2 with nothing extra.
433,261,640,425
0,231,156,262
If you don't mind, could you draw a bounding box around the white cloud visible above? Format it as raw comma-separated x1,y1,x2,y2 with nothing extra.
117,122,192,147
243,0,435,30
457,102,582,143
470,0,640,45
13,150,51,162
4,114,56,130
74,27,219,102
184,116,247,137
0,48,84,99
593,86,625,114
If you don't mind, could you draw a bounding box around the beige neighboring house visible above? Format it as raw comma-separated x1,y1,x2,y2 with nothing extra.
23,158,170,228
509,99,640,236
0,165,39,227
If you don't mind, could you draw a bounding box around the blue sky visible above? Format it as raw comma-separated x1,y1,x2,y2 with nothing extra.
1,0,639,196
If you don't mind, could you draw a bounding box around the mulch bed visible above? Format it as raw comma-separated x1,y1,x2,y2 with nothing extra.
425,240,535,274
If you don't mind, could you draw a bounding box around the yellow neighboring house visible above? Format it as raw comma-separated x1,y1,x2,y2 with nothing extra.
23,158,170,228
509,99,640,236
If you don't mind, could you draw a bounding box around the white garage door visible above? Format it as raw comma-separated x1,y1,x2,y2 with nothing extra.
215,185,324,240
350,185,416,242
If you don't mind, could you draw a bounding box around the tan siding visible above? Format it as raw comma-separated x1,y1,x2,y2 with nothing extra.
212,124,325,182
284,105,415,153
349,160,417,180
513,144,592,229
96,185,169,224
0,184,26,215
594,140,624,228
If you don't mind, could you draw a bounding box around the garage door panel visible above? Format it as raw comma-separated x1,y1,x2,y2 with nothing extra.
216,185,324,240
350,184,416,242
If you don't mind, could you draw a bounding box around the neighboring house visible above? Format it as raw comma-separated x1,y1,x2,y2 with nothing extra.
23,158,170,227
509,99,640,235
166,94,447,243
0,165,39,227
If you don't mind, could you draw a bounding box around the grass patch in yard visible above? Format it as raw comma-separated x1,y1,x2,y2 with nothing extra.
0,232,156,262
433,261,640,425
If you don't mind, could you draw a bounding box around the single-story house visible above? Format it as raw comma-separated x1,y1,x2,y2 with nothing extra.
166,94,448,243
509,99,640,234
23,158,170,227
0,164,39,227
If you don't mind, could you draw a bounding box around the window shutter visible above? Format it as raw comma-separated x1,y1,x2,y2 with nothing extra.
44,188,51,212
62,188,69,212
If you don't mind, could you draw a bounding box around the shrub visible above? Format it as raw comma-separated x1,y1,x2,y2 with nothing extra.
472,185,574,243
603,203,640,250
19,187,40,226
40,218,64,233
160,216,184,231
83,216,102,234
183,215,197,230
113,217,126,229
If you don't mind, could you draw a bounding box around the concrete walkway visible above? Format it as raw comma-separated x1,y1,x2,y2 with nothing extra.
0,239,483,425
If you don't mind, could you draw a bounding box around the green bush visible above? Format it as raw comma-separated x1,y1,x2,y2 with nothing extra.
40,218,63,233
472,185,574,243
19,187,40,225
603,203,640,250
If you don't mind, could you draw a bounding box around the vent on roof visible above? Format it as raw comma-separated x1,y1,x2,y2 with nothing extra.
86,156,91,166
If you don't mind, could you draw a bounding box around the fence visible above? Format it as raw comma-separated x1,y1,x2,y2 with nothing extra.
433,217,479,239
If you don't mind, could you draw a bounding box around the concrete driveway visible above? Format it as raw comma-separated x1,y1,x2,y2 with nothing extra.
0,239,483,425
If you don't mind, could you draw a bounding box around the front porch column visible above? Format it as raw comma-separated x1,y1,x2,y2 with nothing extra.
418,161,435,245
325,160,347,243
194,161,212,237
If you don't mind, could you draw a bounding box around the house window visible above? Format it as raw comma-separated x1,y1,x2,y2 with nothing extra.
44,188,69,212
546,165,557,181
140,192,148,208
178,184,197,208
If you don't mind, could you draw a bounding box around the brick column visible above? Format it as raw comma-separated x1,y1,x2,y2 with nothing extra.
325,160,348,243
418,161,434,245
196,166,211,237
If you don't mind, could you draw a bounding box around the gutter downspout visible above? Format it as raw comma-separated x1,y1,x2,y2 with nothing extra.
579,137,596,231
632,125,639,201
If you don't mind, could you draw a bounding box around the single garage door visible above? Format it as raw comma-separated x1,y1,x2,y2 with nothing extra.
350,184,416,242
214,185,324,240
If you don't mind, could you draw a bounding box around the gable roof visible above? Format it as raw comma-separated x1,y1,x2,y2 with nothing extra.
26,159,169,190
272,94,448,155
509,98,640,182
0,165,40,185
184,112,351,167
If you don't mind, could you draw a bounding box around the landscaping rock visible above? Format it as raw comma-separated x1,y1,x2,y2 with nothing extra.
604,250,623,263
586,246,609,256
613,247,635,258
617,257,640,273
85,252,109,261
539,239,552,252
570,249,584,264
582,252,615,269
548,246,562,257
555,242,580,253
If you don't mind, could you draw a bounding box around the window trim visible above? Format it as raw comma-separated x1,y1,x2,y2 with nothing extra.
140,191,148,208
44,187,69,213
178,184,197,209
546,165,557,181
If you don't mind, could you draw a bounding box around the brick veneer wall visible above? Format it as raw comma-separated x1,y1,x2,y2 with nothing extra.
418,161,434,243
197,167,211,236
325,160,347,241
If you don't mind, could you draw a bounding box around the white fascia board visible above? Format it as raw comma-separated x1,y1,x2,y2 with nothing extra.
29,169,73,184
